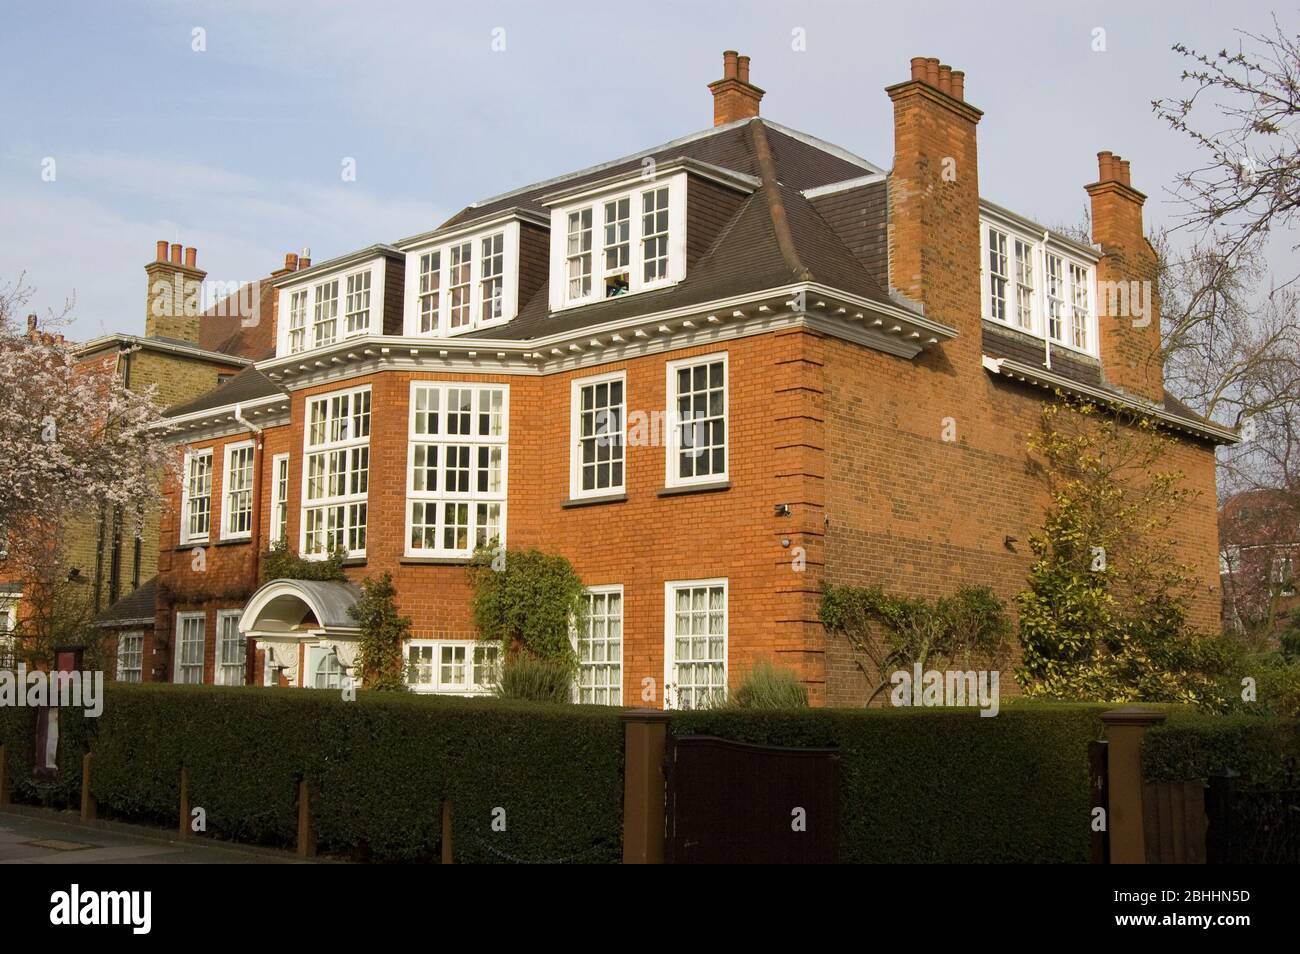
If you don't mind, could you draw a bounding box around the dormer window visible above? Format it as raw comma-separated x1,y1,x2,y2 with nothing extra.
980,209,1098,356
402,220,520,336
549,171,686,311
275,252,393,358
314,279,339,347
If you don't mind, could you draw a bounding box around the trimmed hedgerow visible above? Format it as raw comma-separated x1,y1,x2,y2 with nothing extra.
670,702,1112,863
3,683,624,862
1141,711,1300,786
0,698,90,808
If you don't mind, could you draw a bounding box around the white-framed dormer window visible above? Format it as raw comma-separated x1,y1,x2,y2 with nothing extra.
666,353,728,488
344,270,372,336
575,586,623,705
215,609,245,686
403,222,519,337
405,639,500,695
221,441,255,541
115,630,143,683
174,611,206,684
663,579,727,710
405,382,508,558
270,453,289,546
313,279,339,347
570,371,626,499
288,290,308,354
301,386,370,558
980,213,1098,357
550,171,687,310
180,448,213,544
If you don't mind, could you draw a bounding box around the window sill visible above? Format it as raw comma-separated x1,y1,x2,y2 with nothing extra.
215,537,252,548
562,493,627,509
399,556,472,566
657,480,731,498
175,541,209,551
341,557,367,567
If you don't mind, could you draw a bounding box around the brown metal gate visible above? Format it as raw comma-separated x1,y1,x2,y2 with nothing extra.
665,735,839,863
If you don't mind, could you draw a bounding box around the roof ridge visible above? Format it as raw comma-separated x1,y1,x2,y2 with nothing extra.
750,120,811,282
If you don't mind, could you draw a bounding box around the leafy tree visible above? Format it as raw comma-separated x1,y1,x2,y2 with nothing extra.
348,572,410,691
1015,397,1230,704
468,546,584,672
820,584,1011,706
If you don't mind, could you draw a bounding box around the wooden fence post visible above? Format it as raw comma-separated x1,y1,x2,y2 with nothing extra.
441,799,453,864
178,766,189,839
1100,706,1166,864
296,777,315,858
621,708,671,864
80,752,96,822
0,744,8,807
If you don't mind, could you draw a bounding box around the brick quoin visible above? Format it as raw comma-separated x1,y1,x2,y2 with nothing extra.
142,53,1229,708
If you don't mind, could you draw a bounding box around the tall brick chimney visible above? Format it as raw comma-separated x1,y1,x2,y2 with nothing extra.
144,239,207,342
708,50,764,126
886,57,983,367
1086,153,1164,402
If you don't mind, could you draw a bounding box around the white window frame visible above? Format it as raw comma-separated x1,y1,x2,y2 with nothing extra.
574,585,623,705
403,639,500,695
221,440,255,541
404,381,509,558
180,448,214,545
173,611,206,685
275,258,388,358
215,609,245,686
115,630,144,683
980,214,1098,357
343,269,373,337
663,578,728,710
270,453,290,546
402,221,520,337
665,352,728,489
0,596,20,669
549,172,687,311
569,371,627,500
300,385,371,559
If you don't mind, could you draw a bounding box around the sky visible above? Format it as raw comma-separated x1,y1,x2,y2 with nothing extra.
0,0,1293,341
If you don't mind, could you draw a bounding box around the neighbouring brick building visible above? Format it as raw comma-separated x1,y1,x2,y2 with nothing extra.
120,51,1234,705
1220,489,1299,639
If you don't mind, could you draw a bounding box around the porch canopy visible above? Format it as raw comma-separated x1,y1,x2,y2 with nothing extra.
239,578,363,640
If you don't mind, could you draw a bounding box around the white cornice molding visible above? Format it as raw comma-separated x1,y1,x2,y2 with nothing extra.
75,335,255,367
394,208,551,251
982,355,1240,445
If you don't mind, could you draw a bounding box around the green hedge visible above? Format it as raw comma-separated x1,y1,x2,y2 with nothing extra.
1,684,624,863
1142,711,1300,786
0,701,89,808
670,702,1112,863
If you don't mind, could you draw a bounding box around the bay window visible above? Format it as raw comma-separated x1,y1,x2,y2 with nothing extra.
405,382,508,558
302,386,370,558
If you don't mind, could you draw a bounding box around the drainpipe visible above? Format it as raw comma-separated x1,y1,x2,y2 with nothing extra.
234,403,264,687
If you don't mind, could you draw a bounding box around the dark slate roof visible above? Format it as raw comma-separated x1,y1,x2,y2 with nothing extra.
478,120,902,341
164,365,285,418
981,322,1103,388
444,119,873,229
96,577,157,626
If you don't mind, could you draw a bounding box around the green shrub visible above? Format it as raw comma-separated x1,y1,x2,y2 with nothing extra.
1143,711,1300,786
350,572,410,691
468,546,584,668
260,540,346,584
494,655,572,704
0,683,625,863
729,661,809,709
670,702,1110,863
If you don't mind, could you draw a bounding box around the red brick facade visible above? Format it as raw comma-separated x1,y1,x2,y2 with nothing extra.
138,53,1229,707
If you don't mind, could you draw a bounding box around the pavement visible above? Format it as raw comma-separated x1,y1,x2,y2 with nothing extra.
0,807,310,864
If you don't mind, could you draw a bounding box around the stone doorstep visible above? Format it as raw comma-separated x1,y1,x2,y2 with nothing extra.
0,805,336,863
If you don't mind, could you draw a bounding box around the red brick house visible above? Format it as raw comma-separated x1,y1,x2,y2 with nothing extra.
1220,489,1300,639
124,52,1235,706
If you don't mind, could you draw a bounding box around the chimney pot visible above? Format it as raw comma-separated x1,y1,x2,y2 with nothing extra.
184,246,197,268
737,55,751,85
155,240,169,262
285,252,299,271
937,64,952,94
950,70,965,100
170,243,182,264
1097,151,1114,181
1119,159,1131,186
910,56,928,81
925,57,940,87
723,50,738,80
